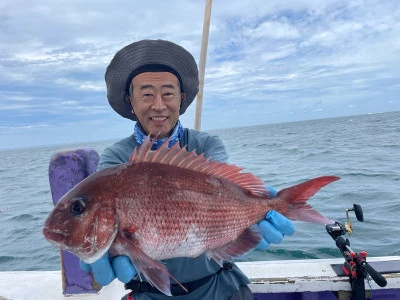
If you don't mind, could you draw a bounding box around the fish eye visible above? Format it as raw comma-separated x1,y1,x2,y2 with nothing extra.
70,197,87,216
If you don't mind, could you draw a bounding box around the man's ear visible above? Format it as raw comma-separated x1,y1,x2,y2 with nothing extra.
181,93,186,102
126,96,135,115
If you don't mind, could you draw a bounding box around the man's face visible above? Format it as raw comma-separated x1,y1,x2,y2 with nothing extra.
129,72,186,139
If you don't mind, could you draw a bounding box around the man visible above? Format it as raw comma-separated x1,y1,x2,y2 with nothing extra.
81,39,294,299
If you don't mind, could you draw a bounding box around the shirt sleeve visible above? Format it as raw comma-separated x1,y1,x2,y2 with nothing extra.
97,147,126,171
185,130,229,163
201,135,229,163
96,136,136,171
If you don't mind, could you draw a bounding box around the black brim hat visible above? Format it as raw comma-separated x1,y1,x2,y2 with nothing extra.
105,39,199,121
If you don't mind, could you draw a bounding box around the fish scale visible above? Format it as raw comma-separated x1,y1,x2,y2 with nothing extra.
43,135,339,296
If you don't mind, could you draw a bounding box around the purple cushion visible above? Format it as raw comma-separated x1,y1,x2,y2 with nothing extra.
48,148,100,294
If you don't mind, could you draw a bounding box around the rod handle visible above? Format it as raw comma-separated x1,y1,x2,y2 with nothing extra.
362,261,387,287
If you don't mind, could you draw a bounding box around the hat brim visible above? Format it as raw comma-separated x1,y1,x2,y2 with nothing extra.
105,40,199,121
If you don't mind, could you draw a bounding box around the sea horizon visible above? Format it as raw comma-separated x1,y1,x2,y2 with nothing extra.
1,110,398,152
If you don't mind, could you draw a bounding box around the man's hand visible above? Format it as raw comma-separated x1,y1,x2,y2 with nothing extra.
256,186,295,250
80,254,137,285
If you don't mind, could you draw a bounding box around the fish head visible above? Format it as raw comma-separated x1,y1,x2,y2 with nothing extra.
43,193,118,263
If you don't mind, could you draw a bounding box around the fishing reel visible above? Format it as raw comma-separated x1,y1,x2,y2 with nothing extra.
325,204,387,300
326,204,364,240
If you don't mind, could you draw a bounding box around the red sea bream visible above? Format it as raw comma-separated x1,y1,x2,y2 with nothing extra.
43,136,339,295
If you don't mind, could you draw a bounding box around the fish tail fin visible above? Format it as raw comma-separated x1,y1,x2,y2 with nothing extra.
277,176,339,224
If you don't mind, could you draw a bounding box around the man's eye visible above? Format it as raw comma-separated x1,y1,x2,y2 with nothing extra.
163,92,174,98
141,94,154,101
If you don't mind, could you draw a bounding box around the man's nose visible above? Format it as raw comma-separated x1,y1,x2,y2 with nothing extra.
151,94,166,110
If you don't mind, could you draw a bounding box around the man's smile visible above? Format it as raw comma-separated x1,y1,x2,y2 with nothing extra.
150,116,168,122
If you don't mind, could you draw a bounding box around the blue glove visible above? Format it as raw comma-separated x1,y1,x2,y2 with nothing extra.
256,186,295,250
79,253,137,285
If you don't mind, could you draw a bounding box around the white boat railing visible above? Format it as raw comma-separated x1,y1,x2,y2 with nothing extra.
1,256,399,299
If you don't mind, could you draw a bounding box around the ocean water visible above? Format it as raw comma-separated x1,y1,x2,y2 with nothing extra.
0,111,399,271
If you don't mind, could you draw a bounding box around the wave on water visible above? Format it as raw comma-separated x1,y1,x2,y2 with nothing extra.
10,213,41,222
0,111,399,271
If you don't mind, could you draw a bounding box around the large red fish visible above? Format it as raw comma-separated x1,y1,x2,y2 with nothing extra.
43,136,339,296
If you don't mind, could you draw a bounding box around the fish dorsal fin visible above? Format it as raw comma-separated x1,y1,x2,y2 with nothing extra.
129,135,270,198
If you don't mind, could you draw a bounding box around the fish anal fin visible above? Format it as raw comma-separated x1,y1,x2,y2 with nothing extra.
129,135,270,198
207,226,261,265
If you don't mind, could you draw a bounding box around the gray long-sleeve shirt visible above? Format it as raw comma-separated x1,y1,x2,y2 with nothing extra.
98,128,250,300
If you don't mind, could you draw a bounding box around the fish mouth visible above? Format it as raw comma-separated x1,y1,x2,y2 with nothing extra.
42,226,118,264
43,227,68,245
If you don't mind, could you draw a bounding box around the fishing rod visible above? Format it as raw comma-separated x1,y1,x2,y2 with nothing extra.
194,0,212,131
325,204,387,300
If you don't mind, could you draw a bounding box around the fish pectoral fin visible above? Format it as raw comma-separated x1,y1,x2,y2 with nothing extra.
207,226,261,266
123,241,187,296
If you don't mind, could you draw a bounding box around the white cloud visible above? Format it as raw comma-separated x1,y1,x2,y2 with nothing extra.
247,21,300,39
0,0,399,148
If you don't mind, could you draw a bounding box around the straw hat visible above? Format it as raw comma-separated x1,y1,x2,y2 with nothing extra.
105,39,199,121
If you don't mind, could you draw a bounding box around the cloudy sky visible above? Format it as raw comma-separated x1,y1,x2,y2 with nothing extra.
1,0,399,149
